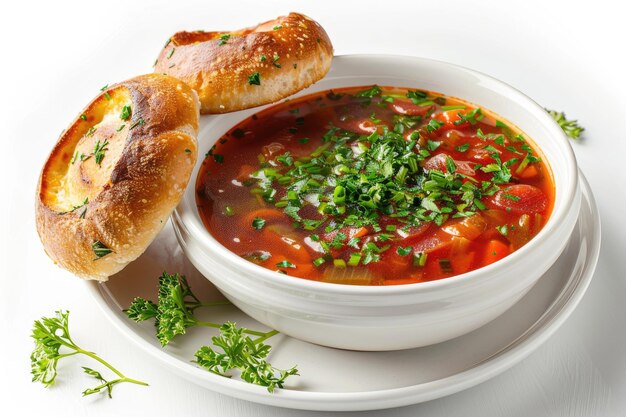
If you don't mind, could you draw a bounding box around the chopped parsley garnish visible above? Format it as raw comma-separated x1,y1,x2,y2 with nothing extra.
455,143,470,152
455,108,483,125
248,72,261,86
93,139,109,166
502,193,521,201
426,119,444,132
120,105,132,121
92,241,113,260
275,260,296,268
273,25,282,30
272,53,281,68
100,85,111,100
238,88,532,266
80,114,87,121
397,246,412,256
252,217,266,230
426,140,441,151
355,85,382,98
218,34,231,45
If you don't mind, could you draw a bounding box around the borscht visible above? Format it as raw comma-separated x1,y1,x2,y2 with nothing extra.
196,86,554,285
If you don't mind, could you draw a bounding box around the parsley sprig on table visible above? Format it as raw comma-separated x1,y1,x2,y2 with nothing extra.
546,109,585,139
125,272,297,392
30,310,148,398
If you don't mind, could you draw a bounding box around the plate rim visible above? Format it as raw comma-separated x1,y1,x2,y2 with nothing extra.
86,171,600,411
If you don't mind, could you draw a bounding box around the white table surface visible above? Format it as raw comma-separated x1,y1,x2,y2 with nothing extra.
2,0,626,415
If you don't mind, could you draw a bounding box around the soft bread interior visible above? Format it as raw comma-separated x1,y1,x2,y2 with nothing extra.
42,87,132,212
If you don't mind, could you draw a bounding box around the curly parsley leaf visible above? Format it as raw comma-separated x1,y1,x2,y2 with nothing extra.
194,322,298,393
124,273,297,391
30,310,148,397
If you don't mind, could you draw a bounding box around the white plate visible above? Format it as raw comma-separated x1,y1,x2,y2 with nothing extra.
87,172,600,411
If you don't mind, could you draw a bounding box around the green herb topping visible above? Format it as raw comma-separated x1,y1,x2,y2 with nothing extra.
91,240,113,260
252,217,266,230
546,109,585,139
248,72,261,86
120,105,132,121
218,33,231,45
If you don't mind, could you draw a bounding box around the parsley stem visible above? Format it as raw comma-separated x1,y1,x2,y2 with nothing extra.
196,321,276,339
253,329,279,344
56,352,81,359
188,300,232,312
76,347,148,386
195,321,221,329
196,300,232,307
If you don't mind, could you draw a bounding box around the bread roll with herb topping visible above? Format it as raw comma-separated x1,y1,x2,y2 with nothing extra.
36,74,200,280
154,12,333,114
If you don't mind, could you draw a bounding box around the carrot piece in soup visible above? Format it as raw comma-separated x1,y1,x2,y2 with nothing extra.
483,240,510,265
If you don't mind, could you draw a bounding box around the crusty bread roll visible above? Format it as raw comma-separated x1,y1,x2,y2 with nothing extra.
154,12,333,114
36,74,200,280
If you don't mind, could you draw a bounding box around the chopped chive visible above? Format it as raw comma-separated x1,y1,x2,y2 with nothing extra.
441,105,466,111
413,252,428,267
333,259,346,268
313,257,326,267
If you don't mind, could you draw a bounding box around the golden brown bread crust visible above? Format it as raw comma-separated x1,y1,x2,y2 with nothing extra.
154,12,333,114
36,74,200,280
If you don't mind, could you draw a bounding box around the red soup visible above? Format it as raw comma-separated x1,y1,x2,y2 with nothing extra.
196,86,554,285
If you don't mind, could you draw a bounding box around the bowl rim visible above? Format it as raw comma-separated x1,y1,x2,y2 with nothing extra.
175,53,579,296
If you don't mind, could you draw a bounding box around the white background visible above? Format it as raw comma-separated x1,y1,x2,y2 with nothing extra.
2,0,626,415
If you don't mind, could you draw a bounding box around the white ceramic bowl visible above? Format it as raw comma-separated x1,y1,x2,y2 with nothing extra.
172,54,581,351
